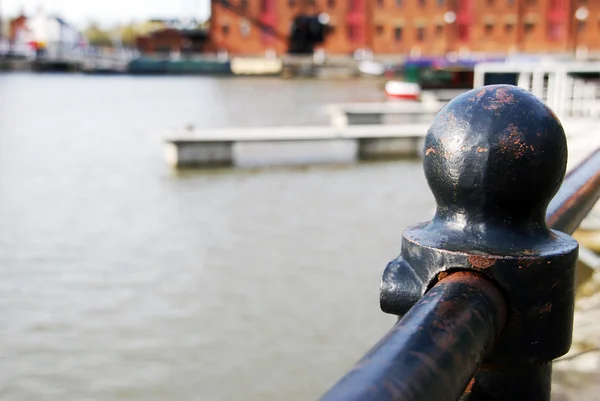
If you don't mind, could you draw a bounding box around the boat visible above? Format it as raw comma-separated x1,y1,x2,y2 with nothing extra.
384,80,421,100
399,56,506,91
127,56,232,75
358,60,386,76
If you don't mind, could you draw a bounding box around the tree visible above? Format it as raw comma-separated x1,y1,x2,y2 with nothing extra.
117,24,138,48
84,22,113,47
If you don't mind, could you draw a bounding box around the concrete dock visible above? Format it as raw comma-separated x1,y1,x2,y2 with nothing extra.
164,117,598,169
324,101,443,127
164,123,431,168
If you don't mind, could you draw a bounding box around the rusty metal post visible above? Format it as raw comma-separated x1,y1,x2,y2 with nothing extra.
379,85,579,401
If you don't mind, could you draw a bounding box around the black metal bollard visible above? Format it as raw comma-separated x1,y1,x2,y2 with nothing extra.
379,85,579,401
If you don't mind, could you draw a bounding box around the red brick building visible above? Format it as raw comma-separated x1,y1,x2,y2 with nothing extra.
8,15,29,45
471,0,599,55
208,0,373,54
209,0,600,56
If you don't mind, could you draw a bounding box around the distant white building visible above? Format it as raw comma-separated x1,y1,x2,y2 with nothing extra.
11,9,83,58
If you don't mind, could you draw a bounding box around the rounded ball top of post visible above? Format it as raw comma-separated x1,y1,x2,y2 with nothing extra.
423,85,567,229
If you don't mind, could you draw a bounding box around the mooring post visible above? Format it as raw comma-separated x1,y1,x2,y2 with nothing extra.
378,85,579,401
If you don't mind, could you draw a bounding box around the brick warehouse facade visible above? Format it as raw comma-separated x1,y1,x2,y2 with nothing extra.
208,0,372,54
208,0,600,56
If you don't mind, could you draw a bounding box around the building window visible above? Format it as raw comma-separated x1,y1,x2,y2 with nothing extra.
485,24,494,35
222,24,230,36
436,24,443,36
261,0,273,11
417,26,426,41
328,0,335,7
524,22,535,35
347,25,357,42
394,26,403,42
505,23,514,34
240,20,251,37
376,25,384,35
548,22,562,40
458,24,469,41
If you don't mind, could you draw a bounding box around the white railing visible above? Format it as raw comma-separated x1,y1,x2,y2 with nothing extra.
474,61,600,119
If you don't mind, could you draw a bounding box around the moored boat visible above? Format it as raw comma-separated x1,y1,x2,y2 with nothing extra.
384,80,421,100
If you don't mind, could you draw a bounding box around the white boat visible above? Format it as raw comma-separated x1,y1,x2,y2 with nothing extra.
384,81,421,100
358,60,385,76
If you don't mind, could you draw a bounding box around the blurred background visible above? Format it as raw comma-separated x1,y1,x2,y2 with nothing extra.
1,0,600,400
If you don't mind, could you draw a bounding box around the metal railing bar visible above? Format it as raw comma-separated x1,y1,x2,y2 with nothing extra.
547,148,600,235
319,272,507,401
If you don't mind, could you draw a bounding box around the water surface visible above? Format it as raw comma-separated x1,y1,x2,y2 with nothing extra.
0,74,435,401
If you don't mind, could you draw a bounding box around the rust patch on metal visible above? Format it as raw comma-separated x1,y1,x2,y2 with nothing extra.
476,147,488,153
426,147,437,156
468,255,497,269
518,259,536,269
437,271,449,281
442,110,457,123
498,124,532,159
435,299,461,320
409,351,442,376
540,303,552,313
482,103,502,111
464,378,475,394
481,87,516,111
494,87,515,104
